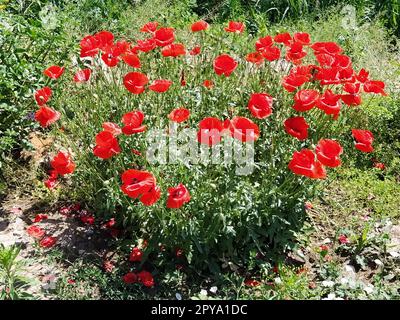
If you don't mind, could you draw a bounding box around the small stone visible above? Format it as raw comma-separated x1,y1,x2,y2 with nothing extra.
364,285,374,294
322,238,331,244
374,259,383,266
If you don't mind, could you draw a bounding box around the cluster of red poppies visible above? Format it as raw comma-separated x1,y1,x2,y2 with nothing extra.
121,245,154,287
34,20,386,201
26,214,57,248
44,151,75,189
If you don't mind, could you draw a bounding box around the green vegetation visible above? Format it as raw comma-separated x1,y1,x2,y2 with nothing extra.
0,245,32,299
0,0,399,300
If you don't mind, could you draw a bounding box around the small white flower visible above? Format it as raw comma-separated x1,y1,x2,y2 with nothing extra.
209,286,218,294
200,289,208,296
322,280,335,288
323,293,344,300
175,293,182,300
274,277,282,285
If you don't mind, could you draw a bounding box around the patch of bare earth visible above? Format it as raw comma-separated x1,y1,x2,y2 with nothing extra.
0,194,111,299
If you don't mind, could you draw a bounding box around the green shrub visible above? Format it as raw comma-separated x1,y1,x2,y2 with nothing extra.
30,7,393,272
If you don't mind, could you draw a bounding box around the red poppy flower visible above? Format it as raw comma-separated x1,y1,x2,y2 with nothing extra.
338,67,356,84
244,279,261,287
282,65,312,92
103,260,115,273
338,234,349,244
132,149,142,156
123,72,149,94
352,129,374,153
191,20,209,32
203,79,214,89
315,67,341,86
255,35,273,52
51,151,75,175
154,27,175,47
225,21,245,33
374,162,385,170
356,68,369,83
293,32,311,45
213,54,238,77
27,225,45,239
282,74,308,93
341,83,362,106
315,139,343,168
140,21,158,33
139,185,161,206
333,54,352,70
121,111,146,135
293,89,319,112
189,46,201,55
81,214,95,225
102,122,122,136
229,116,260,143
129,247,143,262
288,149,327,179
274,32,292,46
73,69,91,82
167,183,191,209
39,236,57,248
261,46,281,61
44,175,58,189
149,79,172,93
44,169,59,189
123,272,138,284
34,214,48,223
247,93,273,119
80,35,100,57
197,117,224,145
137,270,154,287
93,131,121,159
284,116,309,140
120,169,160,206
363,80,387,96
161,43,186,57
112,40,129,55
121,52,141,68
286,42,307,63
44,66,65,79
135,38,157,52
317,89,342,118
246,52,264,65
311,42,343,56
95,30,114,51
343,82,361,95
168,108,190,123
101,46,121,67
305,202,313,210
34,87,52,106
320,245,329,252
316,53,336,67
103,218,116,229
